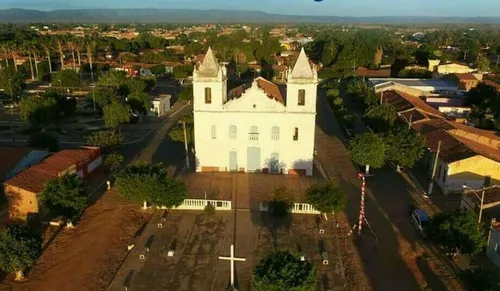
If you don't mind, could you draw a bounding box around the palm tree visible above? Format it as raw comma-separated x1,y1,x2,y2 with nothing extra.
86,38,96,83
31,42,41,78
75,38,83,68
21,42,35,81
7,41,18,72
1,42,9,68
57,37,65,70
42,39,53,74
67,37,77,71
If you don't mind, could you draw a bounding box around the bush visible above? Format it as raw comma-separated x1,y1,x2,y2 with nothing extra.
204,203,216,215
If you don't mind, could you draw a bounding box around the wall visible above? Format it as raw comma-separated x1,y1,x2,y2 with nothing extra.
446,156,500,194
5,184,38,221
487,226,500,269
437,64,475,75
194,111,315,175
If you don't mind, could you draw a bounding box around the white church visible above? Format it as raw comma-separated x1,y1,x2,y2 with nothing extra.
192,47,318,176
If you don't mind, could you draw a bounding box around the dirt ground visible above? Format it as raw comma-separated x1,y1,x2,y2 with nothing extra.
0,190,151,291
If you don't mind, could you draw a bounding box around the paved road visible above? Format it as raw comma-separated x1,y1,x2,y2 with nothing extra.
314,89,463,291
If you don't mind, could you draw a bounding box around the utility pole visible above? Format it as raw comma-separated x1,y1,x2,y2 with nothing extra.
408,113,413,130
463,50,468,61
358,173,366,235
427,140,441,195
182,120,190,169
379,90,384,105
478,188,485,224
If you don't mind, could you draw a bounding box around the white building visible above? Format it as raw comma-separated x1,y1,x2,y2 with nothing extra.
149,94,171,117
193,48,318,176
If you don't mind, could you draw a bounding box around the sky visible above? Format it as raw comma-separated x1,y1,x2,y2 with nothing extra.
1,0,500,17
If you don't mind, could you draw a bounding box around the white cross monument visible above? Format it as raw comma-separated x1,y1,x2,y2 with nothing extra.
218,244,246,287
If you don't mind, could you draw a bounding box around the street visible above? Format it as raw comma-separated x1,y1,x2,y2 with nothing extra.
314,88,463,290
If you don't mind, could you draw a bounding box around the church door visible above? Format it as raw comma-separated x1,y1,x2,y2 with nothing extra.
229,151,237,171
247,147,261,172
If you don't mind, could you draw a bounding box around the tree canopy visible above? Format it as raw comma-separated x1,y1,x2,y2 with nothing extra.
86,130,124,149
252,250,317,291
19,95,58,125
0,67,25,98
267,187,294,218
426,210,486,255
364,103,397,132
306,183,346,214
104,152,124,174
28,132,59,152
348,132,386,168
0,225,42,277
384,127,425,168
41,174,87,221
103,100,130,129
115,163,186,208
51,69,81,88
466,83,500,130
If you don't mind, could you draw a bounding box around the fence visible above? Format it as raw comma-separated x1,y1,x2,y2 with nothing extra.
259,202,320,214
170,199,232,210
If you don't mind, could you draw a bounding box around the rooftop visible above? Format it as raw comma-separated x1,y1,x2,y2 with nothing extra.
453,73,478,81
464,186,500,206
0,147,34,181
290,48,314,80
355,67,391,78
228,77,285,105
370,78,458,91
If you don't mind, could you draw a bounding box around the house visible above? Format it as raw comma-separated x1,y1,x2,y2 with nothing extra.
193,48,317,176
370,78,459,96
487,218,500,269
4,147,102,221
0,148,49,182
448,73,480,91
149,94,171,117
460,185,500,218
436,62,475,75
412,119,500,194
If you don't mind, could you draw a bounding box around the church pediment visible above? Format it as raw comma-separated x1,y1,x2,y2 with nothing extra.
224,78,286,112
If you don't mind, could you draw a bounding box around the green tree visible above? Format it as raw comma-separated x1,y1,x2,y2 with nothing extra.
104,152,124,174
19,96,58,125
252,250,317,291
426,210,486,255
364,103,398,132
306,183,346,214
0,225,42,281
42,174,87,224
0,67,25,98
267,187,294,218
384,128,425,169
127,91,150,113
348,132,386,174
126,78,147,94
51,69,81,88
179,84,193,100
461,262,500,291
86,130,124,149
103,100,130,129
173,65,193,83
150,64,166,75
475,56,490,72
28,132,59,152
89,87,116,108
115,163,186,209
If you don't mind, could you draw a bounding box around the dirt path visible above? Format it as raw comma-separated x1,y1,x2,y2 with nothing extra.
0,191,151,291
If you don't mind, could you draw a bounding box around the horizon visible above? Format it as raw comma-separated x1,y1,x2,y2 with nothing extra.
1,0,500,17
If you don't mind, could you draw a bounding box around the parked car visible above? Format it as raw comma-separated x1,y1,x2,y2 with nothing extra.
410,208,430,236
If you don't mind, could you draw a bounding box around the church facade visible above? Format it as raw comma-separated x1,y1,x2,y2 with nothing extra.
192,48,318,176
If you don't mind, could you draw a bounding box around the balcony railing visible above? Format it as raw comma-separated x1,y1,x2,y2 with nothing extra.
249,133,259,141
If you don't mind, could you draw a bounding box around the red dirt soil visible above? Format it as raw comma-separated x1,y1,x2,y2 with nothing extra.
0,190,151,291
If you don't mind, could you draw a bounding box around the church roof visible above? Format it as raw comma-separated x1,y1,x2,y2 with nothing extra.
196,47,219,77
228,77,285,105
290,48,314,79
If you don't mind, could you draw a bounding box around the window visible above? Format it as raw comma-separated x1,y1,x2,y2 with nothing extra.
293,127,299,141
249,126,259,140
271,126,280,140
298,89,305,106
211,125,216,139
229,125,237,139
205,87,212,104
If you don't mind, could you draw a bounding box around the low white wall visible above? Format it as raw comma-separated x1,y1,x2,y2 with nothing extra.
260,202,320,214
171,199,232,210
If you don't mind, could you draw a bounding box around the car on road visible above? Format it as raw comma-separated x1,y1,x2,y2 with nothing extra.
410,207,430,236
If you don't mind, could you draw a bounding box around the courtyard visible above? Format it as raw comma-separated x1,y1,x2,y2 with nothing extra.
107,173,346,291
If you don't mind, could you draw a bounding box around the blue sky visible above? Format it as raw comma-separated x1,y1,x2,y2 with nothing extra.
1,0,500,17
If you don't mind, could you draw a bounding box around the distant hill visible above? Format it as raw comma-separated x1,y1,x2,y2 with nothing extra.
0,8,500,24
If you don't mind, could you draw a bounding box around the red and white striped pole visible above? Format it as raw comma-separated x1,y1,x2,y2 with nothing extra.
358,173,366,235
